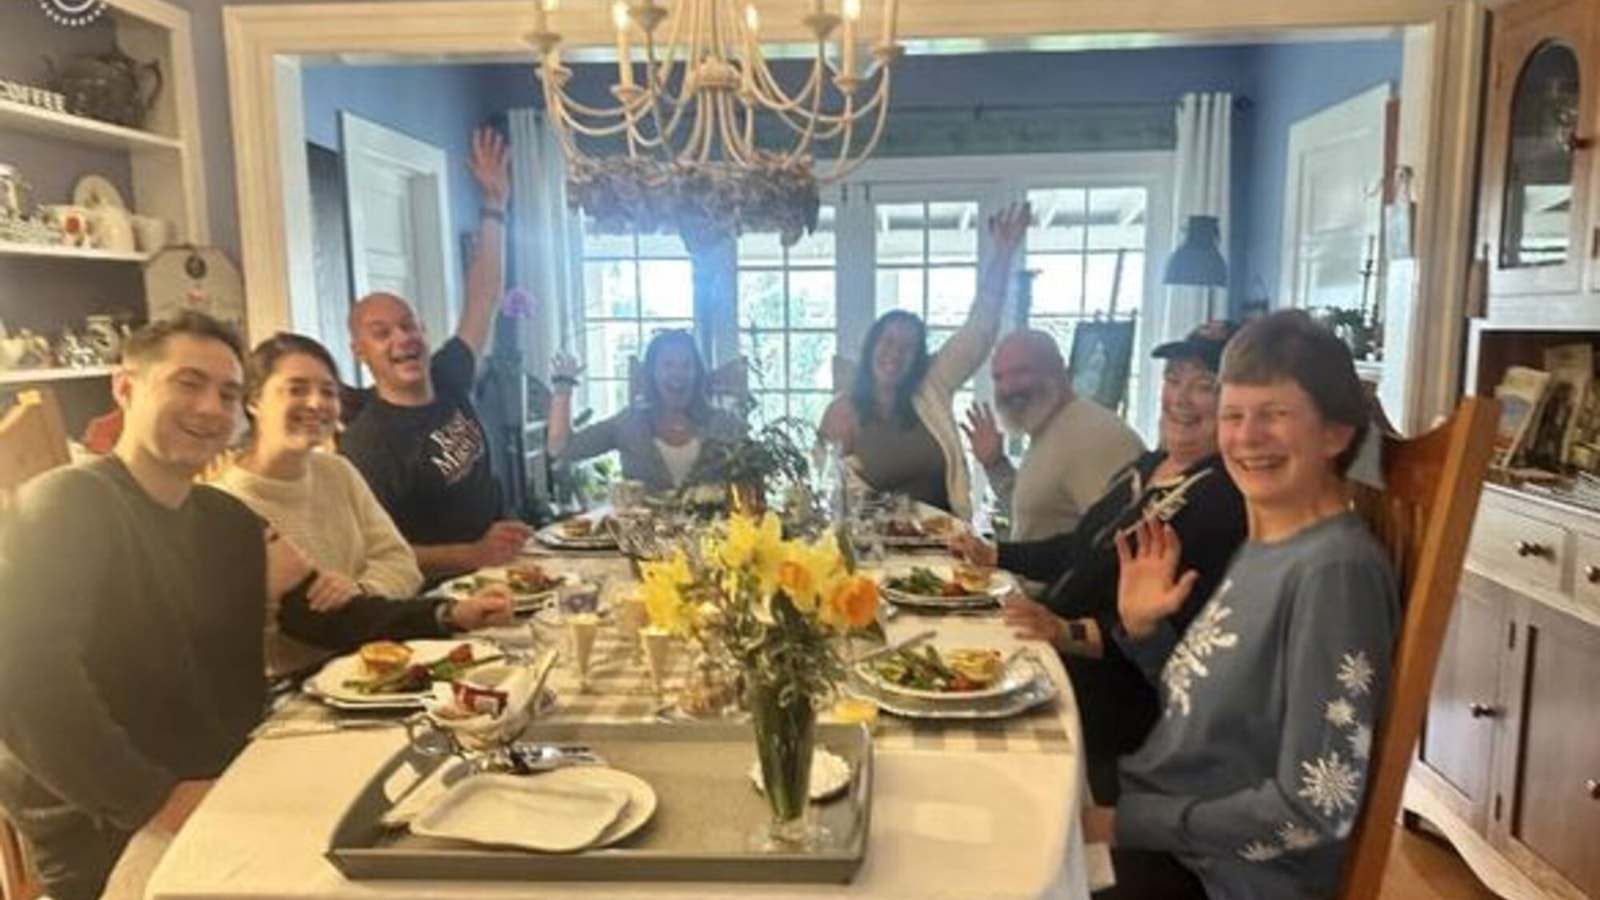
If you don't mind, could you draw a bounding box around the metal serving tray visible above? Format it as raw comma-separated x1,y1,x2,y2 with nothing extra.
326,721,872,884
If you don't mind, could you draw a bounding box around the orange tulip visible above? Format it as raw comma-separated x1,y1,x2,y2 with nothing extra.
828,575,879,629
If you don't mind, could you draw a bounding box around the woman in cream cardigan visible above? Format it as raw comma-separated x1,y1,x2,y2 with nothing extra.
819,202,1030,521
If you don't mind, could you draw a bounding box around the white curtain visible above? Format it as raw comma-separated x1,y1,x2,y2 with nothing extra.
1140,91,1232,437
508,108,578,381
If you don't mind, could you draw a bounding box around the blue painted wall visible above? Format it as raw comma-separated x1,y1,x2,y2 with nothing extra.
1239,40,1404,312
300,64,501,270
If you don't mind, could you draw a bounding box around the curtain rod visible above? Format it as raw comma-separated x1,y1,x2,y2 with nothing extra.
888,96,1254,117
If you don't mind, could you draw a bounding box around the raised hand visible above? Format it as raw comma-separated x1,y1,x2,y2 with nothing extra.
947,531,998,568
452,585,515,630
1115,517,1199,640
961,401,1004,468
469,126,511,211
986,201,1032,265
551,352,584,390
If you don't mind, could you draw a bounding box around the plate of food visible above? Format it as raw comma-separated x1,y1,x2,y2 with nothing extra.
535,515,617,550
877,564,1005,608
305,639,503,709
880,513,961,548
857,645,1035,702
850,662,1059,720
446,562,570,612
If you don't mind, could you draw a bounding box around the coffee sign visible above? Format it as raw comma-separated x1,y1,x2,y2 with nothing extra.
0,78,67,114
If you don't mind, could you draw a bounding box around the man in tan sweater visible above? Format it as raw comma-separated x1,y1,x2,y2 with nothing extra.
965,329,1144,541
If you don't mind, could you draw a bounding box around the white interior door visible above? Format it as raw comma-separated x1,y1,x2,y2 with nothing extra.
1280,84,1391,312
341,112,458,358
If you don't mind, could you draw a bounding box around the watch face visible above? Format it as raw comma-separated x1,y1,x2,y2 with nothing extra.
1068,621,1090,642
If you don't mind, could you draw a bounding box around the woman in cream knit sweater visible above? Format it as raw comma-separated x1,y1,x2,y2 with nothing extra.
215,333,424,674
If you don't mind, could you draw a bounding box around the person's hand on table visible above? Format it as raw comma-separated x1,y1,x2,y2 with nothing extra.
451,584,515,630
947,531,999,567
1001,591,1065,650
147,779,214,836
475,520,533,567
306,570,361,611
1082,804,1117,845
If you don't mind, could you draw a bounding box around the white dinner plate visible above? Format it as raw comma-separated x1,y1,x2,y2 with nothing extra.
411,773,629,853
850,660,1059,720
877,565,1007,608
305,638,501,708
857,650,1035,702
535,518,617,550
444,568,573,612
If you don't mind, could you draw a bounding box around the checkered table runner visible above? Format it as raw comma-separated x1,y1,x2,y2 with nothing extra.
262,552,1073,756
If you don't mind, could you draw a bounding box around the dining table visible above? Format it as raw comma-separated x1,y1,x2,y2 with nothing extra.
142,544,1099,900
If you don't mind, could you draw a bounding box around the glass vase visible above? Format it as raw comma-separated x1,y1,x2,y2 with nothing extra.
747,677,818,848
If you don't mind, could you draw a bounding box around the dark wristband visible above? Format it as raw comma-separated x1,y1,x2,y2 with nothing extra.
481,207,506,223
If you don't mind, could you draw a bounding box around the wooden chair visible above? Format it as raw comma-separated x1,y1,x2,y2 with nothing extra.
1338,395,1499,899
0,390,65,900
0,389,70,505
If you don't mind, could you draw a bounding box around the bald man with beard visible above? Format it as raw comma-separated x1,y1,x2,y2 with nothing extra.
340,127,531,580
964,329,1143,541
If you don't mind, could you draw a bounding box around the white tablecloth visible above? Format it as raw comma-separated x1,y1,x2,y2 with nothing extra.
144,559,1091,900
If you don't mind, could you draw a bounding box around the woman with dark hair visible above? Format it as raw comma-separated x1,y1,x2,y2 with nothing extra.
216,329,508,672
819,202,1030,519
546,328,744,492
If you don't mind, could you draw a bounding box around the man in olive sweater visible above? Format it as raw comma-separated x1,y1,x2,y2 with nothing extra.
0,313,511,900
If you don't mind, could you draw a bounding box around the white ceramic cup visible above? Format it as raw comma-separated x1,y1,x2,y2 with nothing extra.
131,215,171,253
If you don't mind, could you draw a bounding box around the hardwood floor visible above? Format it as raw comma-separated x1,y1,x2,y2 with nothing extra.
1378,822,1500,900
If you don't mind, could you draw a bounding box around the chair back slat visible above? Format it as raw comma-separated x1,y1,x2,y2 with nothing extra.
0,389,70,504
0,390,63,900
1338,396,1499,898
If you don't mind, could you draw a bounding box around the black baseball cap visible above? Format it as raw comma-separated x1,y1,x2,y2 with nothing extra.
1151,320,1239,373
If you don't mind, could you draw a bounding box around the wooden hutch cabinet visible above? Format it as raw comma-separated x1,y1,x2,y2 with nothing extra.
1408,2,1600,897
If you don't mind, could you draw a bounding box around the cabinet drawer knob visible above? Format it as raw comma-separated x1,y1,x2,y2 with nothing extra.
1469,702,1498,719
1588,779,1600,800
1586,565,1600,585
1515,540,1552,559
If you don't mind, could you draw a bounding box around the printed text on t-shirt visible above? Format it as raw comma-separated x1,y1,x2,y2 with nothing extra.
427,410,485,485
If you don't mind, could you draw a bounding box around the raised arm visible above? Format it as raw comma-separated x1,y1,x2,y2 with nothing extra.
455,126,511,358
923,202,1030,394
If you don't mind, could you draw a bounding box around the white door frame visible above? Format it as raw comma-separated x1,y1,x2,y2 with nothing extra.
1279,82,1394,308
224,0,1486,432
339,112,459,345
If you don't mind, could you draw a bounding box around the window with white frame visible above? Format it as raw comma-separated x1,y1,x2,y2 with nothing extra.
577,225,694,422
736,206,838,429
1024,185,1149,419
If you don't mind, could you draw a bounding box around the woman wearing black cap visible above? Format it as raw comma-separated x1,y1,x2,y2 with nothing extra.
951,321,1247,804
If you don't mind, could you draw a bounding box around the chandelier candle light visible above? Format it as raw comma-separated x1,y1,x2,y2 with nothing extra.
528,0,902,249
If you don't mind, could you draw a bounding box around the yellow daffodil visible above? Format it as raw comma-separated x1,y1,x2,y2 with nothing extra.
720,512,784,595
777,533,848,614
825,575,879,629
640,551,694,636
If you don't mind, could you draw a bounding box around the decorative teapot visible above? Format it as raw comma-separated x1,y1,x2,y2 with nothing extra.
43,48,163,129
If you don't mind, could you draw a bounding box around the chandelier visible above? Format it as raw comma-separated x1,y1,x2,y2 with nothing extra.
528,0,901,250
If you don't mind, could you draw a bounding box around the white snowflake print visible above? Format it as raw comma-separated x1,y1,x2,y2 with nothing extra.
1324,697,1357,728
1277,821,1322,851
1347,722,1373,760
1239,840,1283,862
1335,818,1356,839
1336,651,1376,696
1159,594,1240,717
1298,751,1362,817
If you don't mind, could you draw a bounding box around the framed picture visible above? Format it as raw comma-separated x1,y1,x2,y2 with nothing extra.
1067,319,1137,412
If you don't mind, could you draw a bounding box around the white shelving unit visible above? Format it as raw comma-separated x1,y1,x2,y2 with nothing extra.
0,241,151,263
0,365,116,385
0,96,183,153
0,0,207,392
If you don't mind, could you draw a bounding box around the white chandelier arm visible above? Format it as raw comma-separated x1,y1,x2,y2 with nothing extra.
819,68,893,182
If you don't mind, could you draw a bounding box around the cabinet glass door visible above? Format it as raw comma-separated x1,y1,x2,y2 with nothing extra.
1501,43,1583,271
